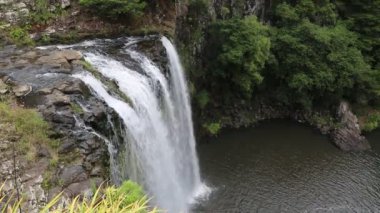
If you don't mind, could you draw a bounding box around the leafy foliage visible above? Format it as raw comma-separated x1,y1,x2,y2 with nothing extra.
1,181,157,213
30,0,55,24
8,26,34,46
80,0,146,19
204,16,270,99
265,1,373,109
362,113,380,132
203,122,221,136
336,0,380,69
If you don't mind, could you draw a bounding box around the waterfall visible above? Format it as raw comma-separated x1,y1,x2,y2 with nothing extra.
73,37,206,212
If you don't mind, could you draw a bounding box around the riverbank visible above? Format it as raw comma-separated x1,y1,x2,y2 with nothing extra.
195,100,370,151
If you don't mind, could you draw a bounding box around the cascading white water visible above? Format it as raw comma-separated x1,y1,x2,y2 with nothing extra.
73,37,206,212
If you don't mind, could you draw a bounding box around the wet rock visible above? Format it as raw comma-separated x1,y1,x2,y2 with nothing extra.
331,101,371,151
51,110,75,126
46,90,70,106
86,137,101,149
57,80,86,94
37,87,53,95
85,149,105,164
59,165,88,186
54,50,82,61
58,139,75,154
12,84,32,97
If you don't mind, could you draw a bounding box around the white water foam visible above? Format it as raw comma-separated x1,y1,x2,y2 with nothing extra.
73,37,210,212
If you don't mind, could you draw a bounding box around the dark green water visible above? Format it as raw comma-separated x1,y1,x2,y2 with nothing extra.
195,120,380,212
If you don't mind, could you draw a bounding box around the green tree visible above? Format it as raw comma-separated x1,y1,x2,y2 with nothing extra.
203,16,270,100
336,0,380,69
266,1,372,109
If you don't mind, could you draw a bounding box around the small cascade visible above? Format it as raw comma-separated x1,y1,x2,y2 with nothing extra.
73,37,206,212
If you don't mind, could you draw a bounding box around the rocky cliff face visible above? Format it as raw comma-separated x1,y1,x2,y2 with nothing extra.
0,46,122,212
332,101,371,151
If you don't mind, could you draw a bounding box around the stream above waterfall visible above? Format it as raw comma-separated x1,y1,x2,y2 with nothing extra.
195,120,380,212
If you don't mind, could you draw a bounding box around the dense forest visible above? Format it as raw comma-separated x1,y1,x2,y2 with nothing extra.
179,0,380,135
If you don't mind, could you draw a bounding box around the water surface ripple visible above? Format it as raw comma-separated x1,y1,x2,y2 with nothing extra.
195,120,380,212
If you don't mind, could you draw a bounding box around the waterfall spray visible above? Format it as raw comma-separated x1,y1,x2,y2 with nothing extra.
73,37,208,212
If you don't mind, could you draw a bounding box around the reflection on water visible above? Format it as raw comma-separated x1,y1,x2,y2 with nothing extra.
195,120,380,212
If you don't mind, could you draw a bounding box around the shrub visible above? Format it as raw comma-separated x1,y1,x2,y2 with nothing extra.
30,0,55,24
204,16,270,99
203,122,221,136
196,90,210,109
363,113,380,132
8,27,34,46
80,0,146,19
1,181,157,213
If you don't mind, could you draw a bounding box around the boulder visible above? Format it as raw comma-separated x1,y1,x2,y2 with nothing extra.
59,165,88,187
36,55,69,68
45,90,70,106
331,101,371,151
35,50,82,69
12,84,32,97
56,80,86,94
53,50,82,61
21,51,38,60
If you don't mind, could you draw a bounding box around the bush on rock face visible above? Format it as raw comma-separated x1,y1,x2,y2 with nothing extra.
79,0,146,19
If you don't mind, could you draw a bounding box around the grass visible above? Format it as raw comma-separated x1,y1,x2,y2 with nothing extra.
0,97,58,162
1,181,158,213
70,102,84,114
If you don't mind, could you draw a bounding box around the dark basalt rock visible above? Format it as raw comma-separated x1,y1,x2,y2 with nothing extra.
0,46,119,211
331,101,371,151
59,165,88,187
